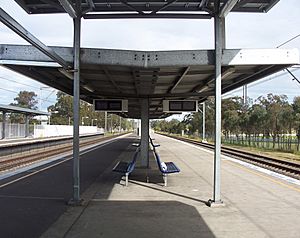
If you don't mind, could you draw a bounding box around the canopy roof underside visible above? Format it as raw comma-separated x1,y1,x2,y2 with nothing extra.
0,45,298,118
0,103,50,115
15,0,279,17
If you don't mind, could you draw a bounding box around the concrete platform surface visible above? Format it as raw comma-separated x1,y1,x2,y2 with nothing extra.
41,133,300,238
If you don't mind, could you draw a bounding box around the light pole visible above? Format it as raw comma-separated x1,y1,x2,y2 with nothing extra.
104,111,107,134
202,102,207,142
48,110,58,125
198,102,207,142
92,119,97,126
40,86,55,111
81,116,89,125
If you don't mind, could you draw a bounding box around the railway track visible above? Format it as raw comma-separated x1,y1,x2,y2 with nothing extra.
158,133,300,180
0,133,128,172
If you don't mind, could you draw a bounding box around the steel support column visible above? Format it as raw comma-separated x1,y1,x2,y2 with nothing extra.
1,111,6,139
71,15,82,205
25,114,29,138
209,15,225,206
104,111,107,135
140,98,149,167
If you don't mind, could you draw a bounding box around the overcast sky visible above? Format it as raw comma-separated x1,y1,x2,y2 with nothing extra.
0,0,299,112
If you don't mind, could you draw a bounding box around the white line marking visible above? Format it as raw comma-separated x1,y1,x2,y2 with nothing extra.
0,195,64,200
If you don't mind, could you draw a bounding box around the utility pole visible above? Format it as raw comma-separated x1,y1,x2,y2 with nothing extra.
202,102,207,142
104,111,107,134
243,85,248,105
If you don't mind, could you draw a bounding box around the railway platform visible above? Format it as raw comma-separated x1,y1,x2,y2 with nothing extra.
40,133,300,238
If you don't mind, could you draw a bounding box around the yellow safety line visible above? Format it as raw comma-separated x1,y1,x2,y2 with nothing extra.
224,160,300,193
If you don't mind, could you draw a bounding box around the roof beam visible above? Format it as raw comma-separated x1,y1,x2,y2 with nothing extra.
103,68,123,93
192,67,235,92
88,92,211,99
169,66,190,93
83,13,212,19
57,0,78,18
14,0,31,14
86,0,95,9
132,70,140,95
222,65,277,93
263,0,280,12
234,0,252,9
0,8,71,70
82,0,96,14
41,0,64,12
219,0,239,17
150,0,178,14
1,45,298,69
119,0,145,15
200,0,209,8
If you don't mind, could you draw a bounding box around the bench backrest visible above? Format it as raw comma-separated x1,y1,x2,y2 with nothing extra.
153,150,165,172
149,137,154,144
127,147,140,173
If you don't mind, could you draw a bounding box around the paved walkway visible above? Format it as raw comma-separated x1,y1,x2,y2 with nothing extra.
41,133,300,238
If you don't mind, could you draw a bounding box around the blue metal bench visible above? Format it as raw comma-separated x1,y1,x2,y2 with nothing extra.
113,147,140,186
149,136,160,148
153,150,180,186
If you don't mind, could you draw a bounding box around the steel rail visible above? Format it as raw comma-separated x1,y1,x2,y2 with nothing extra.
0,133,128,172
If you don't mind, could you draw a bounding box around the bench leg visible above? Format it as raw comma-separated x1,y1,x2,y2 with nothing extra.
125,173,129,186
163,174,167,187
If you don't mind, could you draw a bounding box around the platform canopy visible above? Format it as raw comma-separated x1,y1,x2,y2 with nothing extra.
0,103,50,116
15,0,280,18
0,45,298,118
2,0,294,205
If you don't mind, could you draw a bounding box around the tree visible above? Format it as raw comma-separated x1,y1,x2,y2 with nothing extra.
48,91,133,131
48,91,73,125
11,90,38,109
293,96,300,150
248,104,267,136
9,90,38,123
257,94,289,148
222,97,243,138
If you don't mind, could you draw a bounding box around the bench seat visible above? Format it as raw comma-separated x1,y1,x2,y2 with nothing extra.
153,150,180,186
113,161,134,174
113,147,139,186
163,162,180,174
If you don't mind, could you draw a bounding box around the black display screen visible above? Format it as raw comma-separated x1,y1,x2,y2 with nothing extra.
169,101,182,111
169,101,196,112
94,100,122,111
182,101,196,111
109,101,122,110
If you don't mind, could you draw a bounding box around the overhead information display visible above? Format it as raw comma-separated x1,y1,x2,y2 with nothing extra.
94,99,128,112
163,100,198,113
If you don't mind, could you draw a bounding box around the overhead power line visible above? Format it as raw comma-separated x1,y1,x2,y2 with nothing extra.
0,76,53,91
0,87,56,104
276,33,300,48
0,86,19,94
276,33,300,85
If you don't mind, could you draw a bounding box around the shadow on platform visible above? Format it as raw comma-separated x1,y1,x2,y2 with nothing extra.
64,200,215,238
